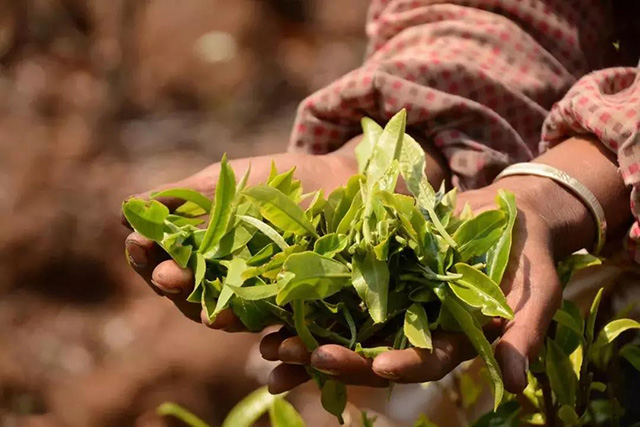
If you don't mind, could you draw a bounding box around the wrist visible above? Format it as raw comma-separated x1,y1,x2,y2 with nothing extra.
490,175,595,259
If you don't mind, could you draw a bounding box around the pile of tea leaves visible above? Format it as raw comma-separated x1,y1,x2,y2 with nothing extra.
123,110,517,422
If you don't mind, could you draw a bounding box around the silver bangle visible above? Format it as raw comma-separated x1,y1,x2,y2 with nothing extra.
494,162,607,255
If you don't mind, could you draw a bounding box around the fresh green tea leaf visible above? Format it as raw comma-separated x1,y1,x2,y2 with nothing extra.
586,288,604,346
557,253,602,288
238,215,289,250
486,190,516,285
404,303,433,349
151,188,212,212
244,185,318,237
269,397,305,427
453,210,506,261
157,402,210,427
592,318,640,352
222,386,280,427
620,344,640,372
352,250,390,323
546,338,577,407
231,282,279,300
314,233,348,258
276,252,351,305
200,154,236,253
122,198,169,241
450,263,514,319
321,380,347,424
212,258,248,318
356,117,383,173
354,343,392,358
293,300,319,351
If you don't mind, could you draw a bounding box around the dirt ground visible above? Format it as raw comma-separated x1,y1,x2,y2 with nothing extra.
0,1,372,425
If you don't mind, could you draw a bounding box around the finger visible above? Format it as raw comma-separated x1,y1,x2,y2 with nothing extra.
260,329,290,361
125,232,169,296
268,364,310,394
497,259,561,393
152,259,194,295
311,345,388,387
371,333,476,383
202,307,247,332
278,337,311,365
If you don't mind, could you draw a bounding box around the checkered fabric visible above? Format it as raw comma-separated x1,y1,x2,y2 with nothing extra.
288,0,640,261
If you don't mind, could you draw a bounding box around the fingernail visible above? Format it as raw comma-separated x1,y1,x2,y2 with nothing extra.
150,279,181,294
373,369,401,381
125,240,148,269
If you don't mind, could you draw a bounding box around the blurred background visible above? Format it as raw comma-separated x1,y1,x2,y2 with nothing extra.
2,1,640,426
0,0,373,425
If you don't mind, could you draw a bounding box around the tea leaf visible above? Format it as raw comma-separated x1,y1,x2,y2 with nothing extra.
352,250,390,323
471,400,520,426
151,188,212,212
244,185,318,237
122,198,169,241
399,133,436,210
222,386,280,427
546,338,577,407
314,233,348,258
404,303,433,349
486,190,516,284
366,109,406,184
200,154,236,253
620,344,640,372
435,286,504,409
239,215,289,250
356,117,383,173
453,210,506,261
586,288,604,345
450,263,514,319
293,300,318,351
354,343,392,358
212,258,247,318
277,252,351,305
557,253,601,288
187,253,206,302
591,318,640,352
231,282,279,300
321,380,347,424
157,402,210,427
269,397,304,427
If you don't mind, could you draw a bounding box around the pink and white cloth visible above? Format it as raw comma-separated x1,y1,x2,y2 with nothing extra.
289,0,640,261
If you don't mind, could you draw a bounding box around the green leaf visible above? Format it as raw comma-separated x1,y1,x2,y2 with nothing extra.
237,163,252,192
186,253,207,303
203,221,256,259
453,210,506,261
199,154,236,253
238,215,289,251
212,258,247,319
620,344,640,372
553,300,585,355
399,133,436,210
160,230,193,268
558,405,580,426
355,117,383,173
244,185,318,237
557,253,602,288
321,380,347,424
313,233,348,258
276,252,351,305
450,263,514,319
361,411,378,427
354,343,392,358
166,214,204,227
435,286,504,410
175,201,207,217
293,300,318,351
486,190,516,285
404,303,433,349
269,397,305,427
201,278,221,320
366,109,406,184
352,250,390,323
546,338,577,407
586,288,604,346
151,188,212,212
231,282,279,300
591,318,640,352
122,198,169,241
231,299,274,332
157,402,210,427
222,386,281,427
471,400,521,427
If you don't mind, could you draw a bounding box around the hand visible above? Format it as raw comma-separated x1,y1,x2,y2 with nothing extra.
259,174,595,394
123,149,359,329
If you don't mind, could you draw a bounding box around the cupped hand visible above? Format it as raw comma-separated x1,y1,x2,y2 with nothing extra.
261,175,592,394
123,149,358,329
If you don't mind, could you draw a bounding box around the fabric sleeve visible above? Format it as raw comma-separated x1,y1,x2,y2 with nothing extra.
288,0,612,190
541,68,640,261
